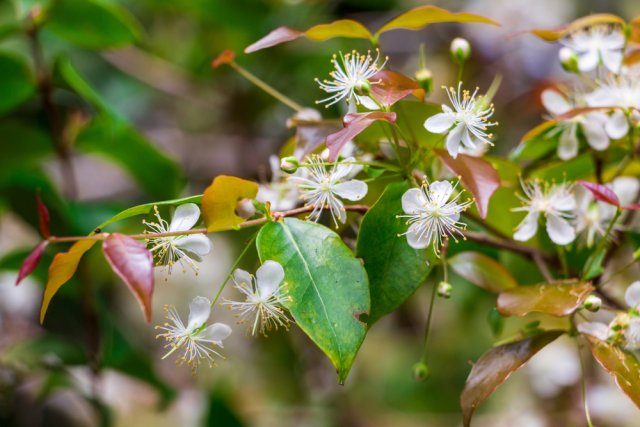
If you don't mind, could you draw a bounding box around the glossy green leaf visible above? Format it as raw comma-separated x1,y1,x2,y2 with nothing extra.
510,120,558,162
586,336,640,408
46,0,141,49
257,218,370,383
449,251,517,293
356,182,434,324
497,279,594,317
0,53,35,116
58,56,116,116
530,153,595,182
461,331,563,427
0,121,53,178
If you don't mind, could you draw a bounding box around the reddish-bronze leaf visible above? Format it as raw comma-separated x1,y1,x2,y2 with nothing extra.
578,180,620,207
435,150,500,219
370,70,422,107
15,241,49,286
461,331,563,427
326,112,396,161
211,50,236,68
103,233,154,322
497,279,594,317
36,193,50,238
449,251,517,293
586,336,640,409
245,27,303,53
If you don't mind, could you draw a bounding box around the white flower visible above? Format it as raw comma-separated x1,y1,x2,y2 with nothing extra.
541,89,609,160
155,296,231,372
424,83,497,159
512,180,576,245
257,155,300,211
398,180,473,254
144,204,211,274
288,156,368,227
625,281,640,309
586,74,640,140
316,50,386,110
578,321,610,341
624,317,640,350
223,260,291,336
561,24,625,73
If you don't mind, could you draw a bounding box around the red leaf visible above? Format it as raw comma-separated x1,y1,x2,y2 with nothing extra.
211,50,236,68
624,203,640,211
103,234,154,322
578,180,620,207
435,150,500,219
16,241,48,286
244,27,303,53
36,193,50,238
370,70,422,107
326,112,396,161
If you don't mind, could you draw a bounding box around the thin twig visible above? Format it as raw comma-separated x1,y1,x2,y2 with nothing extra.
462,230,554,261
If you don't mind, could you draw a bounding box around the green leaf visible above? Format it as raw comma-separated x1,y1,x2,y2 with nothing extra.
510,120,558,162
58,56,116,116
586,336,640,409
449,251,518,293
497,279,594,317
46,0,140,49
461,331,563,427
356,182,434,324
0,52,36,116
530,153,595,182
0,121,53,179
256,218,370,383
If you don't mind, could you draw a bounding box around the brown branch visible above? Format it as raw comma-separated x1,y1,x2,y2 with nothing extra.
462,230,555,262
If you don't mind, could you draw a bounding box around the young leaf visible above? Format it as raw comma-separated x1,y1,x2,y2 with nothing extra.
460,331,563,427
448,252,517,293
15,241,49,286
36,193,51,238
435,150,500,219
375,6,499,36
369,70,422,107
211,50,236,68
585,336,640,408
356,182,435,324
0,53,35,116
326,112,396,161
40,240,97,324
497,279,594,317
578,180,620,207
103,234,154,322
256,218,370,383
529,14,625,41
202,175,259,232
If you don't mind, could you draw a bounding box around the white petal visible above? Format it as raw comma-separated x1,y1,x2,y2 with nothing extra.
429,181,454,206
558,124,578,160
612,177,640,206
550,188,576,211
233,269,252,287
578,322,609,341
445,123,465,159
186,296,211,332
513,211,539,242
424,113,455,134
169,203,201,232
402,188,426,215
581,119,609,150
198,322,232,343
605,110,629,140
461,129,477,149
176,234,211,256
406,223,430,249
256,260,285,299
624,281,640,308
601,49,622,74
332,180,368,201
333,157,355,180
546,214,576,245
541,89,571,115
578,49,599,72
356,95,380,110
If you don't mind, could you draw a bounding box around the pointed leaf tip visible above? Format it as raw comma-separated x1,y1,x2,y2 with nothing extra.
36,193,50,238
16,241,49,286
578,180,620,207
327,112,396,161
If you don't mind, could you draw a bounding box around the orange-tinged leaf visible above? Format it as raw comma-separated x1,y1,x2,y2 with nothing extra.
103,233,154,322
202,175,259,231
376,6,499,36
245,27,303,53
326,112,396,161
211,50,236,68
630,16,640,45
586,336,640,408
529,14,625,41
497,279,594,317
461,331,563,427
449,251,517,293
370,70,422,107
40,239,97,324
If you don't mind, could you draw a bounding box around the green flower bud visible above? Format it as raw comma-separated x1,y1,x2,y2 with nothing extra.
280,156,299,174
437,281,453,299
558,47,579,73
450,37,471,64
583,295,602,312
413,362,430,381
355,79,371,97
415,68,433,94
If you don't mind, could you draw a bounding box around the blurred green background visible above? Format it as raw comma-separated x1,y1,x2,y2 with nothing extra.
1,0,640,426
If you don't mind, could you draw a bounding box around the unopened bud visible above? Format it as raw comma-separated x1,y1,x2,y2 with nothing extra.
413,362,430,381
450,37,471,63
415,68,433,94
437,281,453,299
354,79,371,97
235,198,256,219
558,47,579,73
583,295,602,312
280,156,299,174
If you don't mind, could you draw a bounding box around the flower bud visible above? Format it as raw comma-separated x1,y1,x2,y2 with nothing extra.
280,156,299,174
450,37,471,63
354,79,371,97
583,295,602,312
558,47,579,73
413,362,430,381
415,68,433,94
437,281,453,299
235,198,256,219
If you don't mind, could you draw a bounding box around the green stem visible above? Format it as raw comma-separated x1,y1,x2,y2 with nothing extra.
557,245,569,278
456,62,464,83
578,342,596,427
298,160,402,172
210,233,258,308
420,278,439,364
583,209,621,280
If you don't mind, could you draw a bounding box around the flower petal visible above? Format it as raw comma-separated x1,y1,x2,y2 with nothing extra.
601,49,622,74
169,203,201,232
558,124,578,160
577,49,599,72
406,223,430,249
198,322,232,344
541,89,571,116
424,113,455,134
605,110,629,140
612,176,640,207
402,188,426,214
233,268,252,287
581,118,609,151
355,95,380,110
332,180,368,201
546,214,576,245
577,321,609,341
256,260,285,298
513,211,539,242
624,281,640,308
186,296,211,332
333,157,355,180
176,234,211,256
445,123,465,159
429,180,454,206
